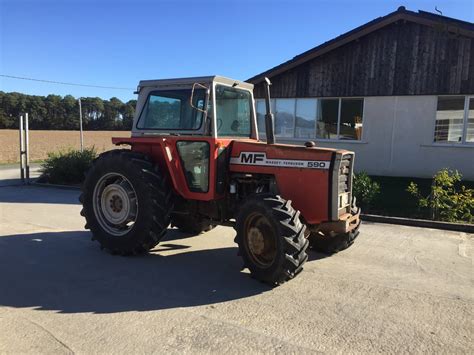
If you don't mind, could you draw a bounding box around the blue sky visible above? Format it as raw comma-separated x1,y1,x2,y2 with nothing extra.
1,0,473,102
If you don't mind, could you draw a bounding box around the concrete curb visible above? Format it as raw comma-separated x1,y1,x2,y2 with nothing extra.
361,214,474,233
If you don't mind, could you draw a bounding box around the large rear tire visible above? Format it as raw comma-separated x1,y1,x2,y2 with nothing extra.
235,195,309,286
171,214,215,235
80,150,173,255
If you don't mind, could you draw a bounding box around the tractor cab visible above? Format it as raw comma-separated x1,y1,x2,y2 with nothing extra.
132,76,258,140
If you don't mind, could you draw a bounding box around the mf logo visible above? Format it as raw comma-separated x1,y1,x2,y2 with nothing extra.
241,152,265,164
230,151,330,170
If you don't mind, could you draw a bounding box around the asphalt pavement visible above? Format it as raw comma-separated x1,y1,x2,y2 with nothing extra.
0,185,472,354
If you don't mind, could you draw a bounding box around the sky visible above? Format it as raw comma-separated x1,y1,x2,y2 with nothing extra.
1,0,473,102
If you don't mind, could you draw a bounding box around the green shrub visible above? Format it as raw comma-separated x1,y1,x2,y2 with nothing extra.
353,172,381,209
40,148,97,185
407,169,474,223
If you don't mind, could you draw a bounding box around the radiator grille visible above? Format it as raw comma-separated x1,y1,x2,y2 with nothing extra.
338,154,352,194
331,152,354,220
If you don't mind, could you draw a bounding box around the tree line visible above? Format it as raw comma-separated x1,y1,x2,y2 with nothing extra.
0,91,137,130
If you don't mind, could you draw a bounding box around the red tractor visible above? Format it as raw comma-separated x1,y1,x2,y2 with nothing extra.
80,76,360,285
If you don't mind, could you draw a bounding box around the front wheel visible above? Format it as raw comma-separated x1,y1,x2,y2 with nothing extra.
234,195,309,286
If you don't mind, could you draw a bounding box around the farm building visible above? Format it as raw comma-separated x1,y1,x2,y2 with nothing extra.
248,6,474,180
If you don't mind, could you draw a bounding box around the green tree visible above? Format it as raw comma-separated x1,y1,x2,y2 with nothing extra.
99,97,122,130
121,99,136,130
83,97,105,130
0,91,136,130
45,94,64,129
62,95,79,129
26,95,47,129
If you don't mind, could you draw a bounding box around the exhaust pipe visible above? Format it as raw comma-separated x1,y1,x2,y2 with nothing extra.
263,77,275,144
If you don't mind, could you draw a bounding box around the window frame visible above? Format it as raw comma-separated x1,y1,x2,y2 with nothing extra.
433,95,474,146
256,97,365,142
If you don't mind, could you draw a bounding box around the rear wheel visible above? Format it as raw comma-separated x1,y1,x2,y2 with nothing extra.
171,214,215,235
235,195,309,286
80,150,173,255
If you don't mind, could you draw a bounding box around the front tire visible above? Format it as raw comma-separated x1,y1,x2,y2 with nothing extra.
80,150,173,255
235,195,309,286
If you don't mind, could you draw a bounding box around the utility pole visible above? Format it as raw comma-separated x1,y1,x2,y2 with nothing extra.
78,98,84,152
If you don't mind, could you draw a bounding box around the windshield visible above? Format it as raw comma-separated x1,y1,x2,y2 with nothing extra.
215,85,252,137
137,89,206,130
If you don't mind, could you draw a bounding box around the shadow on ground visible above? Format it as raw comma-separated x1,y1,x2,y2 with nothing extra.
0,185,80,205
0,179,24,188
0,229,272,314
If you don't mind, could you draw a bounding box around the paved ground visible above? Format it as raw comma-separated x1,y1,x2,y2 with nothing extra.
0,185,472,354
0,163,41,187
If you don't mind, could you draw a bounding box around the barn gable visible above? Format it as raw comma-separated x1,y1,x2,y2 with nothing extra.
250,7,474,98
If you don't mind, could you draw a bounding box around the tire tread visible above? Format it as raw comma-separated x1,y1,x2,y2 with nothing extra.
235,194,308,286
80,149,173,255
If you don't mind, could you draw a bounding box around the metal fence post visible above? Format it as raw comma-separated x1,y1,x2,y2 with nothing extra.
25,112,30,184
79,98,84,152
19,114,25,183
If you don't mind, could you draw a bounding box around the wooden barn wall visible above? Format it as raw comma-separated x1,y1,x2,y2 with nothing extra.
253,21,474,98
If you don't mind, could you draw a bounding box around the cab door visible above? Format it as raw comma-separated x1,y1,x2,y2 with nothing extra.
176,140,211,194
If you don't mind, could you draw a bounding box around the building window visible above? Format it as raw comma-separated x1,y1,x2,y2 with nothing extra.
434,96,465,143
467,97,474,143
340,99,364,140
255,97,364,141
295,98,317,139
256,100,267,135
318,99,339,139
275,99,295,137
434,96,474,144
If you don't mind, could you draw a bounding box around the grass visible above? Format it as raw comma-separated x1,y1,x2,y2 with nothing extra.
367,175,474,220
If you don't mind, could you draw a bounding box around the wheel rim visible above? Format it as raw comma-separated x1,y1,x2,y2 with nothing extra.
244,212,277,268
93,172,138,236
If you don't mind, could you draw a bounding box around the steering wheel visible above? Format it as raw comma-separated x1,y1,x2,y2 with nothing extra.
231,120,240,132
216,118,223,131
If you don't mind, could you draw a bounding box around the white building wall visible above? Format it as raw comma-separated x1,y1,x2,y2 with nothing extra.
278,96,474,180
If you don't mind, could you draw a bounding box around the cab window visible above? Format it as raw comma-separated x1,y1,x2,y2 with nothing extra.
215,85,252,137
137,89,206,130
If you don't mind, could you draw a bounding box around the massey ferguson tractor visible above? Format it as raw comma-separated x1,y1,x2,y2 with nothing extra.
79,76,360,286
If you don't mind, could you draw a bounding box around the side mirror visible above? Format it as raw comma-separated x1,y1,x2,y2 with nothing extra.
190,82,209,114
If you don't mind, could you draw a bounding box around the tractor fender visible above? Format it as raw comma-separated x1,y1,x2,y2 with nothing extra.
111,136,218,201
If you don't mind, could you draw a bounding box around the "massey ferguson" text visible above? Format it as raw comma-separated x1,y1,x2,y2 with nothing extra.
230,152,330,170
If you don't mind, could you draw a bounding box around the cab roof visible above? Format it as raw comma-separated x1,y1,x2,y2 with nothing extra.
138,75,254,91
